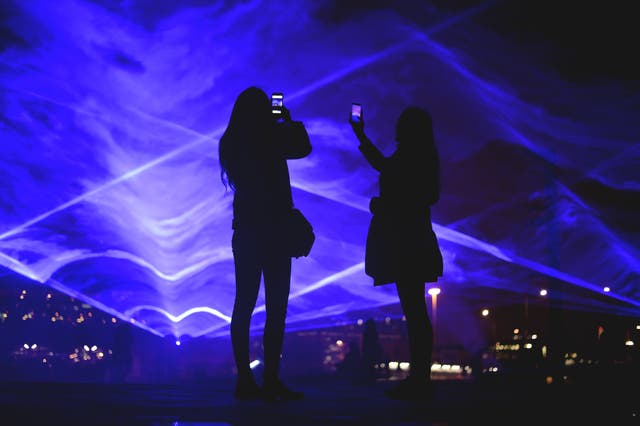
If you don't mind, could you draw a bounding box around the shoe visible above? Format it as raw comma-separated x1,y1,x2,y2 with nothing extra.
385,376,433,401
262,378,304,402
234,377,263,400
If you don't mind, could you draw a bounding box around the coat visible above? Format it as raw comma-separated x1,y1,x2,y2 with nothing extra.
359,141,443,286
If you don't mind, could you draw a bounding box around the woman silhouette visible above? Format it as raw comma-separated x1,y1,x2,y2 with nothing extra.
219,86,311,401
350,106,443,400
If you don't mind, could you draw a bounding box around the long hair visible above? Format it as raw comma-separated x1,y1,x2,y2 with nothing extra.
219,86,272,191
395,106,440,201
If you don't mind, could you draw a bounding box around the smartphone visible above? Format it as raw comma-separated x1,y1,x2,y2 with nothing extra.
271,92,284,115
351,102,362,123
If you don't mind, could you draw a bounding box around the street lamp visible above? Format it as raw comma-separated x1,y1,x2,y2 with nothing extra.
524,288,548,340
427,287,441,347
481,308,496,343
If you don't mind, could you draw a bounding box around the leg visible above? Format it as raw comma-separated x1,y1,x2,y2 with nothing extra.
261,254,303,400
385,281,434,400
261,253,291,383
230,231,262,386
396,281,433,381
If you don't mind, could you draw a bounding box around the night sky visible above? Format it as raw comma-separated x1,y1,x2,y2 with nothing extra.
1,1,638,346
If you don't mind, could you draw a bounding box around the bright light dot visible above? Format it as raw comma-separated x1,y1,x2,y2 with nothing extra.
603,286,610,292
249,359,261,369
513,328,520,335
91,345,97,352
427,287,441,296
539,289,547,296
336,340,344,346
625,340,634,346
356,319,363,326
83,345,90,351
481,309,489,317
399,362,410,371
175,340,181,346
23,344,29,349
388,361,399,370
31,344,37,350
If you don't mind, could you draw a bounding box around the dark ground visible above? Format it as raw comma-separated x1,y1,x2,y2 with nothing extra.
1,371,638,426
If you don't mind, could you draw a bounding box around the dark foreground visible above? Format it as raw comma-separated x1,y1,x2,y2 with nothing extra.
1,374,638,425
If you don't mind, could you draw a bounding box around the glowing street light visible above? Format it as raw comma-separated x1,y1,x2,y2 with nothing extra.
427,287,441,347
481,308,497,344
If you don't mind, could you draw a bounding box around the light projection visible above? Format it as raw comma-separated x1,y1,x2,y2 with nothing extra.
1,0,639,341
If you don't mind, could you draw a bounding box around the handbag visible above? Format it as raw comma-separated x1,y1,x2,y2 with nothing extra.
286,208,315,258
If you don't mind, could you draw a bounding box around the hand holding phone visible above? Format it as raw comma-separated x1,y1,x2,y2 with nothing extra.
350,103,362,123
271,92,284,116
349,102,365,137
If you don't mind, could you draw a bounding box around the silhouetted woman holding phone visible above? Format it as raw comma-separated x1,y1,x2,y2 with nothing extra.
219,86,311,401
350,105,443,400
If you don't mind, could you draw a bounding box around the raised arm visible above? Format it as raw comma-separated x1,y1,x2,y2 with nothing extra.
277,107,311,159
349,111,386,172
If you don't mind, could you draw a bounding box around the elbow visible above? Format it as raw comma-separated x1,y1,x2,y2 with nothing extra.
291,139,311,159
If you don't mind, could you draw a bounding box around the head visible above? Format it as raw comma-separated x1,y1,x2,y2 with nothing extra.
395,106,440,194
227,86,272,131
219,86,272,190
395,106,434,150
